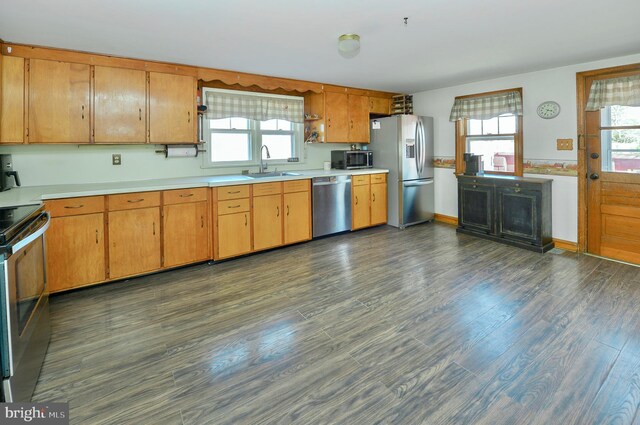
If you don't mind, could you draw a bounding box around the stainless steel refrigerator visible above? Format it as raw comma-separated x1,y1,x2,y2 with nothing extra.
370,115,434,228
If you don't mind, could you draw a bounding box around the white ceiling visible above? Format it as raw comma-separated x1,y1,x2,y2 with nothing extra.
1,0,639,93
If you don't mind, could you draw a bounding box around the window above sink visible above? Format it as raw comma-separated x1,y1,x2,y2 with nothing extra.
202,88,304,169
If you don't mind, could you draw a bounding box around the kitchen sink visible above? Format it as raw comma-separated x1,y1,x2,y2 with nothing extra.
248,171,302,178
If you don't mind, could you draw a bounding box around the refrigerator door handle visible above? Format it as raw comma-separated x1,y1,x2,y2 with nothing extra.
420,120,426,174
414,122,420,175
403,180,434,187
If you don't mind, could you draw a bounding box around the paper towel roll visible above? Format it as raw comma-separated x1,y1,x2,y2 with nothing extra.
166,145,199,158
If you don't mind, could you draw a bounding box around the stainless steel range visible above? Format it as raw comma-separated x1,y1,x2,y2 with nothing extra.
0,204,51,402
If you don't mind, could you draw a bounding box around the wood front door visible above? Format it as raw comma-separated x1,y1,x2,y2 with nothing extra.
582,67,640,264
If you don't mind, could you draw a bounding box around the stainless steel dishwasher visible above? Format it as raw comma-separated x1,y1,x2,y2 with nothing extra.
312,176,352,237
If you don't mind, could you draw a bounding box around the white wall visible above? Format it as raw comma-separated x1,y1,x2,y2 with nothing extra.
0,142,338,187
413,53,640,243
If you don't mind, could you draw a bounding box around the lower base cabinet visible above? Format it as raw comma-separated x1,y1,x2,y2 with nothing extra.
456,175,553,252
46,213,106,292
352,173,388,230
284,191,311,244
253,194,282,251
352,184,371,230
217,212,252,259
370,182,387,225
163,201,209,267
108,207,161,279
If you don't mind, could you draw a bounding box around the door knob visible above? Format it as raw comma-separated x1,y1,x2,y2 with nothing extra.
589,173,599,180
590,153,600,159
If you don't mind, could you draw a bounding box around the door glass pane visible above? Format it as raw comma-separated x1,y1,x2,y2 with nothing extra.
467,137,515,172
211,132,251,162
601,105,640,127
262,134,293,159
601,129,640,173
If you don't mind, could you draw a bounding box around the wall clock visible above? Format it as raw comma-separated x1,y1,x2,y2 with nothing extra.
537,101,561,119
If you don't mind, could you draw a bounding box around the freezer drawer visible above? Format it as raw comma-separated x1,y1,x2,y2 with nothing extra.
400,179,434,228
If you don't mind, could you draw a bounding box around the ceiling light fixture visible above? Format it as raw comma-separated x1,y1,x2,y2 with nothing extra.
338,34,360,58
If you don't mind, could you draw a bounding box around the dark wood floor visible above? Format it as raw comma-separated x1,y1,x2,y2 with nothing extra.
33,223,640,424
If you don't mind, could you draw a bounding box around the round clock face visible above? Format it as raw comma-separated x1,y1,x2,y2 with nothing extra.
537,101,561,119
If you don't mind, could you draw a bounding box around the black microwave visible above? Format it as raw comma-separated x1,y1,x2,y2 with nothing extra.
330,150,373,169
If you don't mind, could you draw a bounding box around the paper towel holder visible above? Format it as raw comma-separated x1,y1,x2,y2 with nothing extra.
155,144,206,158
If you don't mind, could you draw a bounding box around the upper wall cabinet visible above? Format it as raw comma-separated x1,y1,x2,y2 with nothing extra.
29,59,91,143
94,66,147,143
369,97,391,115
149,72,196,144
0,55,25,144
324,92,371,144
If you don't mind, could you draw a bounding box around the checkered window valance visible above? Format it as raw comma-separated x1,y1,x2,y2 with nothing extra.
204,90,304,123
449,91,523,121
585,75,640,111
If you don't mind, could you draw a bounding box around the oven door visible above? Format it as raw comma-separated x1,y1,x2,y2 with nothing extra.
346,151,370,169
1,211,50,402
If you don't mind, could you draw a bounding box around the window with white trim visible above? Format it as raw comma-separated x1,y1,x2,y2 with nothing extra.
203,88,303,167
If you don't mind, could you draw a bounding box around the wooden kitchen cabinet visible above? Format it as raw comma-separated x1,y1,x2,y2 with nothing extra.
324,91,370,143
28,59,90,143
0,55,25,144
108,207,161,279
284,190,311,244
369,97,391,115
46,212,106,292
352,173,388,230
252,182,283,251
370,179,388,225
217,212,252,259
352,184,371,230
163,188,209,268
325,91,349,142
348,94,370,143
216,185,252,259
94,66,147,143
148,72,196,144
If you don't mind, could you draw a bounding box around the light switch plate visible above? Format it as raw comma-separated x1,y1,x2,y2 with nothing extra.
112,154,122,165
557,139,573,151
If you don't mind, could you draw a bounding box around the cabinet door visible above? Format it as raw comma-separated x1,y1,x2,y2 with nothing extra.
370,182,388,226
284,191,311,244
325,91,349,142
369,97,390,115
348,94,370,143
149,72,195,144
218,212,252,259
352,184,371,230
29,59,90,143
1,55,25,143
163,201,209,267
46,213,106,292
108,207,161,279
458,183,494,233
253,194,283,251
496,187,541,243
94,66,146,143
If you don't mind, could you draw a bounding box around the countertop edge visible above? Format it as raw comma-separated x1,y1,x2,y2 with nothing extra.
0,168,390,208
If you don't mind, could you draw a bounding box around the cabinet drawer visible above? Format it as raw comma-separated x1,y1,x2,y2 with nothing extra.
218,185,250,200
47,196,105,217
218,198,250,215
163,187,208,205
283,179,310,193
352,175,370,186
108,191,161,211
493,180,543,191
253,182,282,197
370,173,386,184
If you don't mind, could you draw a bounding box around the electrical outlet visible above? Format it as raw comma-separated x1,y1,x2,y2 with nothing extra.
112,154,122,165
556,139,573,151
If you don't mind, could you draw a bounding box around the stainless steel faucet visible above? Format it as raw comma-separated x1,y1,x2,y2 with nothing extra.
259,145,271,173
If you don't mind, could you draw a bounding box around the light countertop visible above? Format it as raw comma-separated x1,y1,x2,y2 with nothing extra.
0,168,389,208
